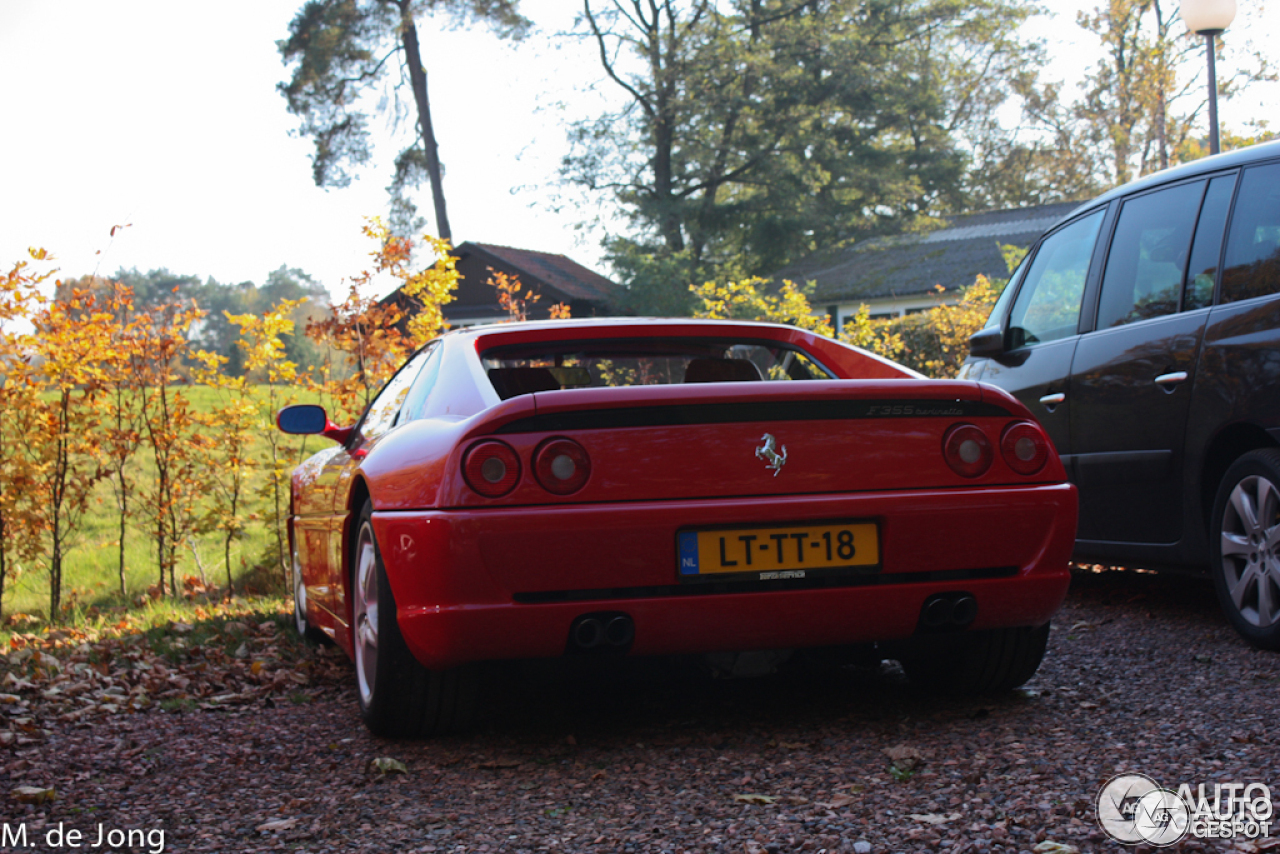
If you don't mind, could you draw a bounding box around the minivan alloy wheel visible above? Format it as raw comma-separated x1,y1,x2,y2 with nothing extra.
1219,475,1280,628
1212,450,1280,650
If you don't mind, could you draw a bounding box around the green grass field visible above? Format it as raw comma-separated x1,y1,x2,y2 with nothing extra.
2,383,333,626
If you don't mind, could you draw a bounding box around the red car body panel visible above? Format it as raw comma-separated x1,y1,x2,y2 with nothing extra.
286,319,1078,669
368,485,1075,669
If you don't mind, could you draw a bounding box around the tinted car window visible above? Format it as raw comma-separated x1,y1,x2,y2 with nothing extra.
481,338,834,400
1184,174,1238,310
359,348,433,441
981,254,1027,330
1095,181,1204,329
397,343,442,424
1007,209,1105,349
1222,161,1280,303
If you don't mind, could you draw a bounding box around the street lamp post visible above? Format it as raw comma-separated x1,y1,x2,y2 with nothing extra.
1182,0,1237,155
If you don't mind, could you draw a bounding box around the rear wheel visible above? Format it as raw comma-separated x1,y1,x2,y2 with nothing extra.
900,624,1050,694
351,501,478,737
1210,450,1280,650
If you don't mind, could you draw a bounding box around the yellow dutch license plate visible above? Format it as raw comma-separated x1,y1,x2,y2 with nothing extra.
677,522,880,580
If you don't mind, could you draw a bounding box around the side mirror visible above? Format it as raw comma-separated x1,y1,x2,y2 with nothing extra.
276,404,354,446
967,327,1005,359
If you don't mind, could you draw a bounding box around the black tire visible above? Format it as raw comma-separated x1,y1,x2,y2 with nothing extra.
900,623,1050,694
1210,449,1280,651
351,501,479,737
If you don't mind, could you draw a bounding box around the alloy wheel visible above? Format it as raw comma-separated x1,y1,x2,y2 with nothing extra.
353,523,380,708
292,540,308,638
1219,473,1280,630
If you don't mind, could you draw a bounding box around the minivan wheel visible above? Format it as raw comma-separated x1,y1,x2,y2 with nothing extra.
1211,450,1280,650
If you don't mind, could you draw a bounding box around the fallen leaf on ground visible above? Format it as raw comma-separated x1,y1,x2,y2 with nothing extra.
732,794,778,805
475,757,523,769
367,757,408,775
884,744,925,772
908,812,961,825
11,786,55,804
256,818,299,832
1032,843,1080,854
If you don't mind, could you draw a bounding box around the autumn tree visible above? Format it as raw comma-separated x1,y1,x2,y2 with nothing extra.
489,269,570,321
305,219,458,422
877,276,999,378
191,349,254,595
277,0,530,238
100,266,327,378
230,300,306,587
99,282,147,596
130,301,210,599
24,288,118,621
981,0,1276,205
690,278,833,337
0,252,52,621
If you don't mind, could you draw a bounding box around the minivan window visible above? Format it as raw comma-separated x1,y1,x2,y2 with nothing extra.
1095,180,1204,329
1221,161,1280,303
981,253,1027,330
1006,209,1105,349
1184,174,1238,310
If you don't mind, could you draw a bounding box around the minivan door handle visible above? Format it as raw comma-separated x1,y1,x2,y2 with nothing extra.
1155,371,1188,389
1039,392,1066,411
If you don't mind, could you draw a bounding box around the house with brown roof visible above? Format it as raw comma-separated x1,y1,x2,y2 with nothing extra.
769,202,1079,329
427,241,619,326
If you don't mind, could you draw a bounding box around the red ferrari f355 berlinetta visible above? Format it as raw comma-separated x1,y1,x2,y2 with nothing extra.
277,318,1077,737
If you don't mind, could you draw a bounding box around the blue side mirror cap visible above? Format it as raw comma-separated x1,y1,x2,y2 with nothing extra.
277,404,328,435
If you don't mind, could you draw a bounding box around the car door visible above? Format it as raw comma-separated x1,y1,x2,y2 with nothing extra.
305,347,436,632
981,208,1108,458
1068,177,1231,545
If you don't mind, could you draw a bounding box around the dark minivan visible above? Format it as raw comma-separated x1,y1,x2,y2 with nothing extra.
962,139,1280,649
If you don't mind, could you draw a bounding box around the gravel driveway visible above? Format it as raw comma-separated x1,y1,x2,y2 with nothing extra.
6,567,1279,853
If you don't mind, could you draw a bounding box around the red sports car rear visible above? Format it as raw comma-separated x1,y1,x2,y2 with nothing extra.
278,319,1077,737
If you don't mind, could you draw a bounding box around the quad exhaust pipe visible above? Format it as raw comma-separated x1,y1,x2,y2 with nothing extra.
569,612,634,653
919,593,978,631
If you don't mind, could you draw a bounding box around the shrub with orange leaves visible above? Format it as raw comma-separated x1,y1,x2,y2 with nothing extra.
874,276,1001,378
0,251,55,622
690,277,834,337
305,219,459,425
22,285,122,621
128,300,211,601
225,299,305,588
489,268,570,322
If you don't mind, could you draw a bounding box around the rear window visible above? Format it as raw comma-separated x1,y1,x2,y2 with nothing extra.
480,337,834,400
1221,161,1280,303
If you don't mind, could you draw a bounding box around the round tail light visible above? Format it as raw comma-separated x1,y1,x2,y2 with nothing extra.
534,437,591,495
1000,421,1050,476
943,423,993,478
463,440,521,497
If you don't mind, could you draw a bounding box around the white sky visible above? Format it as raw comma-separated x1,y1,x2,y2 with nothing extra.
0,1,1275,300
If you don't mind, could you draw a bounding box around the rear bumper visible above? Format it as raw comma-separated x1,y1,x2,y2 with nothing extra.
371,484,1076,669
